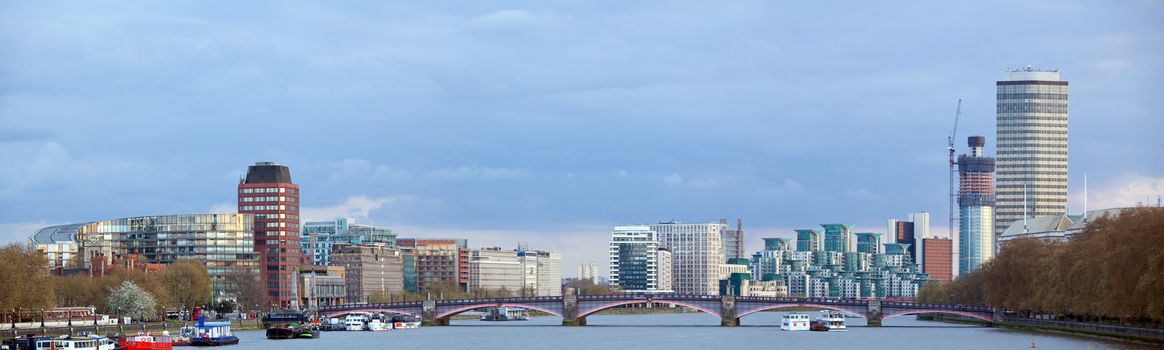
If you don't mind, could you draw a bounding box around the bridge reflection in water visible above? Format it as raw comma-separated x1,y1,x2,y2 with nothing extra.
318,290,997,327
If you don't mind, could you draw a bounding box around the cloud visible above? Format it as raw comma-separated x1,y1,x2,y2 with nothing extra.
1074,174,1164,210
465,9,566,30
208,202,237,214
760,178,805,194
0,221,56,245
616,169,627,177
662,173,720,188
301,195,391,221
425,166,530,181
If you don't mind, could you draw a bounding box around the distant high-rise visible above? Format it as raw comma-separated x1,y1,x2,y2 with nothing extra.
720,218,745,261
609,226,671,293
820,224,853,253
238,162,301,308
650,222,724,294
578,262,598,281
795,229,823,252
887,212,927,264
995,67,1069,235
922,237,953,283
959,136,996,274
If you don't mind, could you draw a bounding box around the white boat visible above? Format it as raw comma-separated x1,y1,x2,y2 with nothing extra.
365,318,389,331
813,311,847,331
33,335,117,350
344,314,367,331
780,313,810,331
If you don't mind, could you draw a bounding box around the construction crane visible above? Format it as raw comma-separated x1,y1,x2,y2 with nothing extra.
947,99,962,249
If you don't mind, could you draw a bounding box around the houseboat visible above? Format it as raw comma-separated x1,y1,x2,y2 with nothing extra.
780,313,810,331
262,310,308,329
189,321,239,346
810,311,847,332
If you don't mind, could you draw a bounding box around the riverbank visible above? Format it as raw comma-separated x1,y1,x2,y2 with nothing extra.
924,314,1164,346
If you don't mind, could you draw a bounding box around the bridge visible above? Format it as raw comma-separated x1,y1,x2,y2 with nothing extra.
317,290,997,327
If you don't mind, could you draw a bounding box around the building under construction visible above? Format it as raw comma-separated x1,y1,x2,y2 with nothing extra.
957,136,995,275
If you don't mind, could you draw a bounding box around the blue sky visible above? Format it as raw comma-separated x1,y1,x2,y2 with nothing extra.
2,1,1161,276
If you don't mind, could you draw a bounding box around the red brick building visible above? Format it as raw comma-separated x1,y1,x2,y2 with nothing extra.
922,237,953,283
238,162,302,307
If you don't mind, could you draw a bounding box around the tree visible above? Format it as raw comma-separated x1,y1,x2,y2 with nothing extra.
107,281,157,321
160,260,212,314
222,268,265,312
0,244,54,321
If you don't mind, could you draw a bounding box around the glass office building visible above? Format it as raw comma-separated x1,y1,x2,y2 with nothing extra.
31,214,259,299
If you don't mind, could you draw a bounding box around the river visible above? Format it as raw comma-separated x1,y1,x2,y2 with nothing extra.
230,312,1156,349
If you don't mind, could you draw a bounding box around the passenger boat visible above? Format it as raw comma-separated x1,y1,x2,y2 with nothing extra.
344,314,367,331
365,317,389,331
780,313,810,331
120,333,175,350
480,307,529,321
26,335,117,350
1,335,51,350
189,321,239,346
810,311,847,332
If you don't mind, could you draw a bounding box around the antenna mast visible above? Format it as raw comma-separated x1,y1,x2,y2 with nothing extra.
948,99,962,240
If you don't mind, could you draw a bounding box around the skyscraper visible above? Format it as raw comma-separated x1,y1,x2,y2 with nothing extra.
995,67,1069,235
888,212,928,265
959,136,996,274
238,162,301,307
795,229,823,251
720,218,745,261
650,222,724,294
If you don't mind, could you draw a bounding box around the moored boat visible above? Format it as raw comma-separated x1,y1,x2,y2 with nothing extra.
265,325,296,340
811,311,847,332
189,322,239,346
365,317,389,331
120,333,175,350
780,313,810,331
344,314,366,331
27,335,117,350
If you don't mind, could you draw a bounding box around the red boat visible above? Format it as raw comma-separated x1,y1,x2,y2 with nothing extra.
120,333,175,350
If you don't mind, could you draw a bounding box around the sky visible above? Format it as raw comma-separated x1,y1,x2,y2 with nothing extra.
2,1,1162,277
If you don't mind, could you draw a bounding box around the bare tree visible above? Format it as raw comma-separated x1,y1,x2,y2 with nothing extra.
222,268,265,313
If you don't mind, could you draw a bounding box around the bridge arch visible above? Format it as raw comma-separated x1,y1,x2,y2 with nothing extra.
320,308,421,318
436,303,563,319
881,310,993,322
736,303,866,319
577,300,721,318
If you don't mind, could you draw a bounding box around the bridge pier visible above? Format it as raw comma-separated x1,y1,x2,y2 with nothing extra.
866,300,882,327
421,300,444,327
721,295,739,327
561,287,585,326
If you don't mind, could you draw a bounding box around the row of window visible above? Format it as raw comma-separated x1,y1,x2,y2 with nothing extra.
241,187,297,194
996,93,1068,100
239,205,298,211
997,136,1068,142
241,196,297,203
997,104,1068,114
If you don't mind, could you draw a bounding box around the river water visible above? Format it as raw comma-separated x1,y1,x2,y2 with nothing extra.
230,312,1156,350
